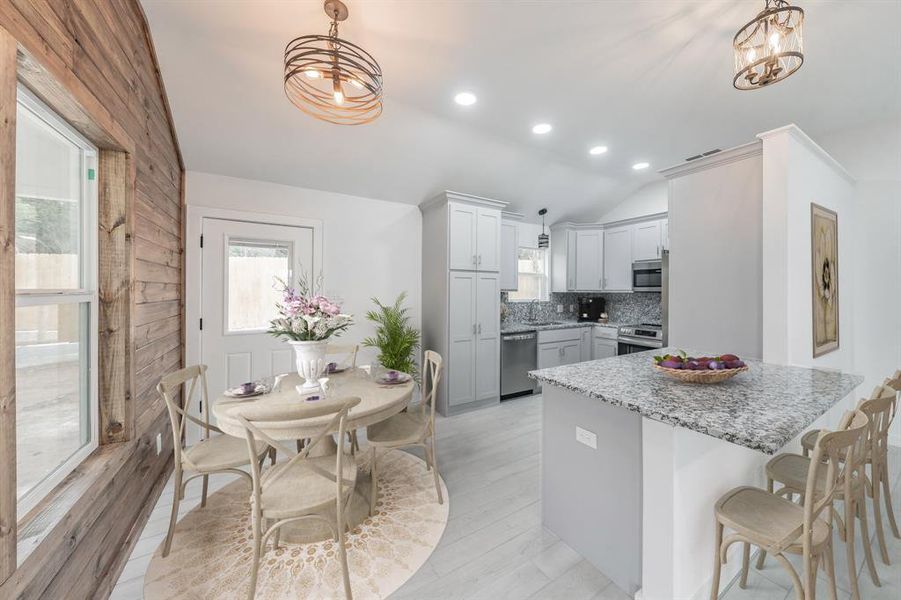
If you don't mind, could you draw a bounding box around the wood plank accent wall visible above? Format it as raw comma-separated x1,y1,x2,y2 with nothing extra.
0,0,184,597
0,25,17,586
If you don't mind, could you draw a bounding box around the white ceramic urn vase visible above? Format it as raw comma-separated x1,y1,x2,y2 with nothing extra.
288,340,328,390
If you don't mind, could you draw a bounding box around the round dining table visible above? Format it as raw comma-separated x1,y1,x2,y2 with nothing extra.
212,368,414,542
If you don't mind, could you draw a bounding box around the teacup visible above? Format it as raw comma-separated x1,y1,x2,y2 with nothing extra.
240,382,256,395
385,370,400,381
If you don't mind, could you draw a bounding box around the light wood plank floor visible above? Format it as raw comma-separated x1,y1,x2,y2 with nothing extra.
110,396,900,600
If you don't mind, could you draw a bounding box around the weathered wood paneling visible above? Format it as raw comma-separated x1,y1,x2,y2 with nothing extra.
0,24,18,585
0,0,183,597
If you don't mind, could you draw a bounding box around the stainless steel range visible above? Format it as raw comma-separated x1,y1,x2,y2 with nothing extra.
618,323,663,354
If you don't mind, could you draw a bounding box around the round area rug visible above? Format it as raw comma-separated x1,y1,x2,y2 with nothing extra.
144,450,448,600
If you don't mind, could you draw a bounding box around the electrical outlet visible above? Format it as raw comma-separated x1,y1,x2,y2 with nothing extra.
575,426,597,449
556,304,564,313
155,433,162,455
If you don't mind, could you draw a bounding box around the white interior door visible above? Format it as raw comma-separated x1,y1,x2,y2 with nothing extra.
200,217,315,398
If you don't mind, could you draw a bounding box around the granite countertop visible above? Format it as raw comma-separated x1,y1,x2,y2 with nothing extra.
501,320,623,334
529,348,864,454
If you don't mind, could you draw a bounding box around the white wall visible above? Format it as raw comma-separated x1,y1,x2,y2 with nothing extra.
759,125,856,372
597,181,667,224
185,171,422,367
819,116,901,443
663,144,764,359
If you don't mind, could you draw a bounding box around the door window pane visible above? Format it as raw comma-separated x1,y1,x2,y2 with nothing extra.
15,105,83,290
227,239,292,332
16,302,90,502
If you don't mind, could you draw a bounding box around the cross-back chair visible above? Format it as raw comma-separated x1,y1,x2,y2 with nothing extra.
710,409,869,600
763,400,878,599
158,364,271,558
801,382,900,565
233,395,361,600
366,350,443,516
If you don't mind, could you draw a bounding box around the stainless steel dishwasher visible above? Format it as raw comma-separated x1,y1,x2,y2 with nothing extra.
501,331,537,400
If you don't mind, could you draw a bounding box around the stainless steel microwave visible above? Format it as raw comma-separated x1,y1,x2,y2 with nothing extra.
632,260,662,292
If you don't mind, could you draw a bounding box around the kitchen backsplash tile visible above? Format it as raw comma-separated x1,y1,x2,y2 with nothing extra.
501,292,661,325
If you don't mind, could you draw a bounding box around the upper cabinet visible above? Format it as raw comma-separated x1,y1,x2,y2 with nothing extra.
550,225,576,292
500,215,520,290
447,199,502,272
603,225,633,291
633,219,663,261
575,228,603,291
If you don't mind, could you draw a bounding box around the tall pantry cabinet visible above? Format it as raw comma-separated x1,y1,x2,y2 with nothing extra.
421,191,506,415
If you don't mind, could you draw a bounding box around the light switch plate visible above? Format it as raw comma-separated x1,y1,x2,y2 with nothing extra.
575,426,597,449
156,433,162,455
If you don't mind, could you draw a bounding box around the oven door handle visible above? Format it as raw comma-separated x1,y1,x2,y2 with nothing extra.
617,335,663,348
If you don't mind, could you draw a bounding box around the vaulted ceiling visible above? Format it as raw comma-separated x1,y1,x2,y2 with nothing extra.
142,0,901,222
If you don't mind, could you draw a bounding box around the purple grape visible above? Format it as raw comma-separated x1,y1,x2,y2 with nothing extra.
660,360,684,369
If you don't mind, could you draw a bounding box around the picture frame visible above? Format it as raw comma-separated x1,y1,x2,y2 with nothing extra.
811,203,839,357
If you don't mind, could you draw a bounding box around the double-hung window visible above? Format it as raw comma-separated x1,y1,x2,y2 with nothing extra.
507,247,549,302
14,86,99,517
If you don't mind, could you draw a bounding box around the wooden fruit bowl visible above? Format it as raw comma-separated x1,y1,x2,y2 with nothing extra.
653,364,749,384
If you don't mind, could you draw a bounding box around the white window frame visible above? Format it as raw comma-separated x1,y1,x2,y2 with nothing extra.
15,85,99,518
508,247,550,302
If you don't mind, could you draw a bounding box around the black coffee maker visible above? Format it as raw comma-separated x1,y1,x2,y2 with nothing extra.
578,297,605,322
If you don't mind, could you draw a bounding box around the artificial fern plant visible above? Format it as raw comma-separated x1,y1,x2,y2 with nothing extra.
362,292,421,381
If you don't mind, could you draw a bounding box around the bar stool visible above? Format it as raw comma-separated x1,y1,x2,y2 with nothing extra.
763,395,887,599
710,410,868,600
801,383,899,564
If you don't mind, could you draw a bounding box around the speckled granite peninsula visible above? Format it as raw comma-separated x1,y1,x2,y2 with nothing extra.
529,348,864,454
531,348,864,597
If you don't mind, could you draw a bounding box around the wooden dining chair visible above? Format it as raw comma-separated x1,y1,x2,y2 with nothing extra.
366,350,443,516
157,365,271,558
233,395,361,600
328,343,361,452
801,383,899,564
763,402,877,599
710,409,868,600
327,343,359,369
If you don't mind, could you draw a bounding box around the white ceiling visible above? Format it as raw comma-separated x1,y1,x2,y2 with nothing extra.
142,0,901,222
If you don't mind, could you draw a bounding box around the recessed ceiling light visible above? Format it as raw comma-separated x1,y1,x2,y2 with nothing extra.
632,162,650,170
532,123,552,135
589,146,608,155
454,92,477,106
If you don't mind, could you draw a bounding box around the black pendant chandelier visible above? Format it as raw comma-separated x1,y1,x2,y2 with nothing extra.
733,0,804,90
284,0,383,125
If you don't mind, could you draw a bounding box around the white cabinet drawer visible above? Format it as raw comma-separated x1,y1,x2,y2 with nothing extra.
593,325,619,340
538,327,584,345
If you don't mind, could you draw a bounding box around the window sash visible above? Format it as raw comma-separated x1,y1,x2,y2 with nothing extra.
508,248,549,302
14,86,99,519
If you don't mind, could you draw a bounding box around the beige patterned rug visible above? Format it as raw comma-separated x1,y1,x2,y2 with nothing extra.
145,450,448,599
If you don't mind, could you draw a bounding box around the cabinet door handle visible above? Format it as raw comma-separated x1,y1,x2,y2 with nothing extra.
478,323,482,334
478,254,482,265
657,244,660,257
472,324,476,335
472,255,477,265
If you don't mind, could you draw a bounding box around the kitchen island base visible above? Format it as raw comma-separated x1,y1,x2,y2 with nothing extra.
535,352,862,600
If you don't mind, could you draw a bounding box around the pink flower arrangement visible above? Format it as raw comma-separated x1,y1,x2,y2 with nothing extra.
269,277,353,341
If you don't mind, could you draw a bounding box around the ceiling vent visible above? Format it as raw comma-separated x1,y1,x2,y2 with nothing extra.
685,148,722,162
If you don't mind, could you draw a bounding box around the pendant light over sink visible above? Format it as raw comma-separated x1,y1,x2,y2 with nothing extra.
284,0,383,125
538,209,549,249
733,0,804,90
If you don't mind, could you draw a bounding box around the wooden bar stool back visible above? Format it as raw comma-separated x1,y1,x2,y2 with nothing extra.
233,395,361,600
710,410,868,600
801,383,899,564
763,404,876,598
